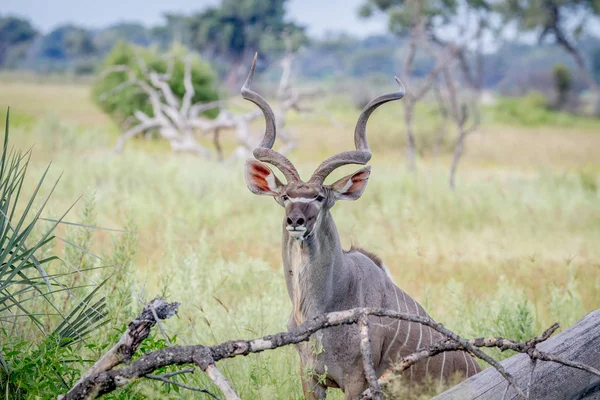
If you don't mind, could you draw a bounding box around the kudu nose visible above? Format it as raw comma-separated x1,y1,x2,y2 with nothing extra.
287,215,305,228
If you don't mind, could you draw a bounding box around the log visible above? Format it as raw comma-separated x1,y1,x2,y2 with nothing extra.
434,309,600,400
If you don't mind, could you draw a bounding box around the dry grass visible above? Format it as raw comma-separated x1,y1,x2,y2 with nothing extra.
0,79,114,128
0,79,598,399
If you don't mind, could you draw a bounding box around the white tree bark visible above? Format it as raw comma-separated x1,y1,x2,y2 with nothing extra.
434,309,600,400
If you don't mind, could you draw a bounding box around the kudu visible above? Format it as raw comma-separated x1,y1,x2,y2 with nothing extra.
242,56,479,399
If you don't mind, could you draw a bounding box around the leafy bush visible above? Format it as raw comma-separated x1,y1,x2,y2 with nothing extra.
487,91,594,127
1,336,86,398
92,42,220,127
553,64,571,109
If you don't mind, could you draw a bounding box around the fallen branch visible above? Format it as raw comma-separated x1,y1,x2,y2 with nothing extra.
68,297,179,391
434,310,600,399
363,322,562,398
62,304,600,400
359,315,382,400
145,369,220,399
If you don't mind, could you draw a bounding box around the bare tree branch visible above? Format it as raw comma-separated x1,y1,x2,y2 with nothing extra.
527,359,537,399
145,370,221,399
180,57,195,116
66,297,179,393
213,128,224,162
62,304,600,400
359,315,382,400
115,120,160,153
399,0,487,173
204,364,240,400
439,66,481,190
189,101,229,119
99,60,216,157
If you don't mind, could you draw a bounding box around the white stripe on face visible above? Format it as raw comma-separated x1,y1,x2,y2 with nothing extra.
287,197,317,203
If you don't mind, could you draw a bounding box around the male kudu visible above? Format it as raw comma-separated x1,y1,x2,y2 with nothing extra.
242,56,479,399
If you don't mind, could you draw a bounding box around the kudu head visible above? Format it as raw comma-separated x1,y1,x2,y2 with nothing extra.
243,54,405,241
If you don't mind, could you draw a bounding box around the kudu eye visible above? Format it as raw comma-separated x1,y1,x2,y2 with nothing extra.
316,195,325,202
281,195,289,202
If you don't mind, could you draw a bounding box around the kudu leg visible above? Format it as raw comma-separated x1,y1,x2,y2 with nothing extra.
342,376,369,400
301,373,327,399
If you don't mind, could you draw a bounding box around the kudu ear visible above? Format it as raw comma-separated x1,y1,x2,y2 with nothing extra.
245,160,284,196
329,166,371,201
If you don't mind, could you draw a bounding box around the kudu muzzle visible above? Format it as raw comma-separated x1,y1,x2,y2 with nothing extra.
285,202,319,239
286,208,307,239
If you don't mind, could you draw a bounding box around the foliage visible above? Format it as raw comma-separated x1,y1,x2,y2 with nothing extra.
487,91,588,126
1,81,599,398
1,336,86,398
0,111,110,398
94,23,153,54
496,0,600,104
0,16,37,48
39,25,96,61
187,0,307,63
105,216,138,327
359,0,491,35
497,0,600,40
0,111,97,337
592,46,600,84
553,63,572,108
0,15,38,67
92,42,220,127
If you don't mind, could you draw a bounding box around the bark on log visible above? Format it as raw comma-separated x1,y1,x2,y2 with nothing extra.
434,310,600,400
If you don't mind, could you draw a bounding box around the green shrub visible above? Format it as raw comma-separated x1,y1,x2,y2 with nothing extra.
488,91,595,127
92,42,220,127
0,110,110,398
1,336,86,399
553,64,571,109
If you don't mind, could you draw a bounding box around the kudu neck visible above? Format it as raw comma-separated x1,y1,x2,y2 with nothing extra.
288,210,344,261
282,210,346,322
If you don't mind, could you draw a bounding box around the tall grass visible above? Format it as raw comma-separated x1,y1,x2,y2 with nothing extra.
0,82,598,398
0,111,112,398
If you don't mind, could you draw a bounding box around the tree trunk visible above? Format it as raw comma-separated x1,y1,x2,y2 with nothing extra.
552,26,600,115
403,102,417,172
226,58,244,91
434,309,600,400
448,133,464,191
432,82,449,160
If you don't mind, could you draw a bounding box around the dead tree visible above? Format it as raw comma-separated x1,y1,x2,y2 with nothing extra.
400,0,482,173
434,309,600,399
61,299,600,400
401,25,463,172
400,3,484,188
99,57,229,158
432,81,451,159
220,51,310,161
438,66,481,190
217,51,326,161
100,53,314,162
429,4,487,98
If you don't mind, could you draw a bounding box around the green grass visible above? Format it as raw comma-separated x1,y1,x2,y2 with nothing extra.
0,80,599,399
487,92,600,129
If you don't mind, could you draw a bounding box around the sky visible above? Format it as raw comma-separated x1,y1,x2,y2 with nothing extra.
1,0,388,37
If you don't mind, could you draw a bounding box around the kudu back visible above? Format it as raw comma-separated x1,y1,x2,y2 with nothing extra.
242,55,479,399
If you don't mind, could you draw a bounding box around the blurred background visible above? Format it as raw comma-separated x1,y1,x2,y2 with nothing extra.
0,1,599,399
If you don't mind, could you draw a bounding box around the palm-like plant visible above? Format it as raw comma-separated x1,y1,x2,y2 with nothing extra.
0,109,108,374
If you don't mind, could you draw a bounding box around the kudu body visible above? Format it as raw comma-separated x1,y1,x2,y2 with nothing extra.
242,55,479,399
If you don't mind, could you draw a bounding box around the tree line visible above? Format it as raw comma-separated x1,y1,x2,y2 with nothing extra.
1,0,600,95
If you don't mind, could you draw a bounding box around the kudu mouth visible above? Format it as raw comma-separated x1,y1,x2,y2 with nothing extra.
286,225,308,240
241,51,405,187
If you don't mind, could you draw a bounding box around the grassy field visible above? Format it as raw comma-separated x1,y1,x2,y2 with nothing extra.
1,78,599,399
